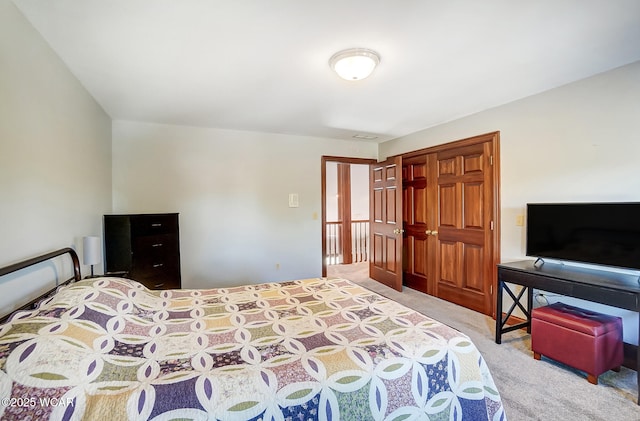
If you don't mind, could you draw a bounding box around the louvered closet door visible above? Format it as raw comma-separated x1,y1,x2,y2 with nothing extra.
369,156,403,291
434,141,494,315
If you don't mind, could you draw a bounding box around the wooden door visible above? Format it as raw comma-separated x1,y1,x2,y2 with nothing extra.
433,141,495,315
402,155,435,295
370,156,403,291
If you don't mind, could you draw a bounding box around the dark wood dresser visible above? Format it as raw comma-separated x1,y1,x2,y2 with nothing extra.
104,213,181,289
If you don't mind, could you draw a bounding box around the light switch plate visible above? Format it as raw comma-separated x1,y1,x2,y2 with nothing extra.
289,193,299,208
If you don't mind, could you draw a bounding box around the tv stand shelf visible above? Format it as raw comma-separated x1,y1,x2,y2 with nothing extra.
495,260,640,404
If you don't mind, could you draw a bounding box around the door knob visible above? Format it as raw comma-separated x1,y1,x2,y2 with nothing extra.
425,230,432,235
393,228,405,235
431,231,438,236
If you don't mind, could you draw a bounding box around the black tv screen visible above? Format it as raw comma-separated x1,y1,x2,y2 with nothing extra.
526,202,640,270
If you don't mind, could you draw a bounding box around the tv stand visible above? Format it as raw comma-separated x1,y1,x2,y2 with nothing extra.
495,260,640,404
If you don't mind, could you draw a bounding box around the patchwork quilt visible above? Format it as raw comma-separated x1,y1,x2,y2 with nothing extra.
0,277,506,420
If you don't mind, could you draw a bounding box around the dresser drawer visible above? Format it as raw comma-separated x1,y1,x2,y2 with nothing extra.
131,255,179,284
133,234,178,258
131,214,178,236
135,272,181,290
132,249,178,274
132,257,178,275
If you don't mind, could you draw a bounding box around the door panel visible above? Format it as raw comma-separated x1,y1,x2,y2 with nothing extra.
463,244,484,291
434,141,494,315
438,241,458,286
463,182,484,228
373,189,383,222
402,157,432,294
438,184,458,227
438,158,456,176
464,153,484,173
373,234,384,267
386,237,397,272
386,188,397,222
370,156,403,291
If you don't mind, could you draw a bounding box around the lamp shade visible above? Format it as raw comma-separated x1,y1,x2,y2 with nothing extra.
329,48,380,81
83,236,101,266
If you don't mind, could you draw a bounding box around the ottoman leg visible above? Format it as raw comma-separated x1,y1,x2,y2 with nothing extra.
587,374,598,385
533,352,541,360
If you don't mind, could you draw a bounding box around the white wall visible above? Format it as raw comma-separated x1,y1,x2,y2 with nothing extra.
380,60,640,344
0,0,112,316
350,164,369,221
112,120,377,289
325,162,338,222
325,162,369,222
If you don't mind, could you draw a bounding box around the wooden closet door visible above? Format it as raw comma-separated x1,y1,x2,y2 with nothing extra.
370,157,403,291
434,141,494,315
402,156,435,295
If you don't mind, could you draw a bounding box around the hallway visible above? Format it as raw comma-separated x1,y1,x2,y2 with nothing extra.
326,261,370,282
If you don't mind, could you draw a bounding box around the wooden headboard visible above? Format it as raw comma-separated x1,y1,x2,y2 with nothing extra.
0,248,82,323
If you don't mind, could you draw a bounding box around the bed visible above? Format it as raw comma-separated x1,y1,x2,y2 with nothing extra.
0,248,506,420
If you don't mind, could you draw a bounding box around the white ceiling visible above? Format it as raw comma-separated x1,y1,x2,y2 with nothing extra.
12,0,640,142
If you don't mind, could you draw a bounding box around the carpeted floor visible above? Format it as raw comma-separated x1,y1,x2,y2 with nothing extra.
328,262,640,421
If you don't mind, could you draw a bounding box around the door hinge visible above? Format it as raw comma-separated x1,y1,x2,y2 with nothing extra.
490,220,494,230
490,155,494,165
490,284,493,295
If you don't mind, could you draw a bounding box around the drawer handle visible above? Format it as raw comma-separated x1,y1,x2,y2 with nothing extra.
154,283,165,288
153,263,164,268
152,243,163,247
151,223,162,227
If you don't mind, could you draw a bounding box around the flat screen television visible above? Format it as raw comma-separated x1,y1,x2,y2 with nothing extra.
526,202,640,270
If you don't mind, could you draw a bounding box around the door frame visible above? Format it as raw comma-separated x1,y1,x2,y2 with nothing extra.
392,131,501,317
321,156,377,277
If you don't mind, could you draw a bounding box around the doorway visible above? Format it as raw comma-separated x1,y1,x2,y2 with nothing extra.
321,156,376,282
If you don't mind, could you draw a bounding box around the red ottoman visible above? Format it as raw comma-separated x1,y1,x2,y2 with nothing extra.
531,302,623,384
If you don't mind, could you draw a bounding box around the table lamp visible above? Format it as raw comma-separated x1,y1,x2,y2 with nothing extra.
83,236,101,278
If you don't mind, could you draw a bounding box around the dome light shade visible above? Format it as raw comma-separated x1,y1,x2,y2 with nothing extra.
329,48,380,81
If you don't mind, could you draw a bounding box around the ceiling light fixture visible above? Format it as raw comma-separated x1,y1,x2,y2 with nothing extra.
329,48,381,81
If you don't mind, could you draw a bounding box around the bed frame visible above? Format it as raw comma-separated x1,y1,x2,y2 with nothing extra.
0,247,82,323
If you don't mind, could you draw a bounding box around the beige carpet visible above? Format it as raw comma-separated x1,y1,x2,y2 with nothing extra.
327,262,640,421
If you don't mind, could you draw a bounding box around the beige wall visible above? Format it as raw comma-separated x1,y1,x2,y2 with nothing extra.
112,120,377,288
0,0,112,315
380,60,640,344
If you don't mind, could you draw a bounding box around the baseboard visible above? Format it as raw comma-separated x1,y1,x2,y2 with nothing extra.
501,313,637,372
